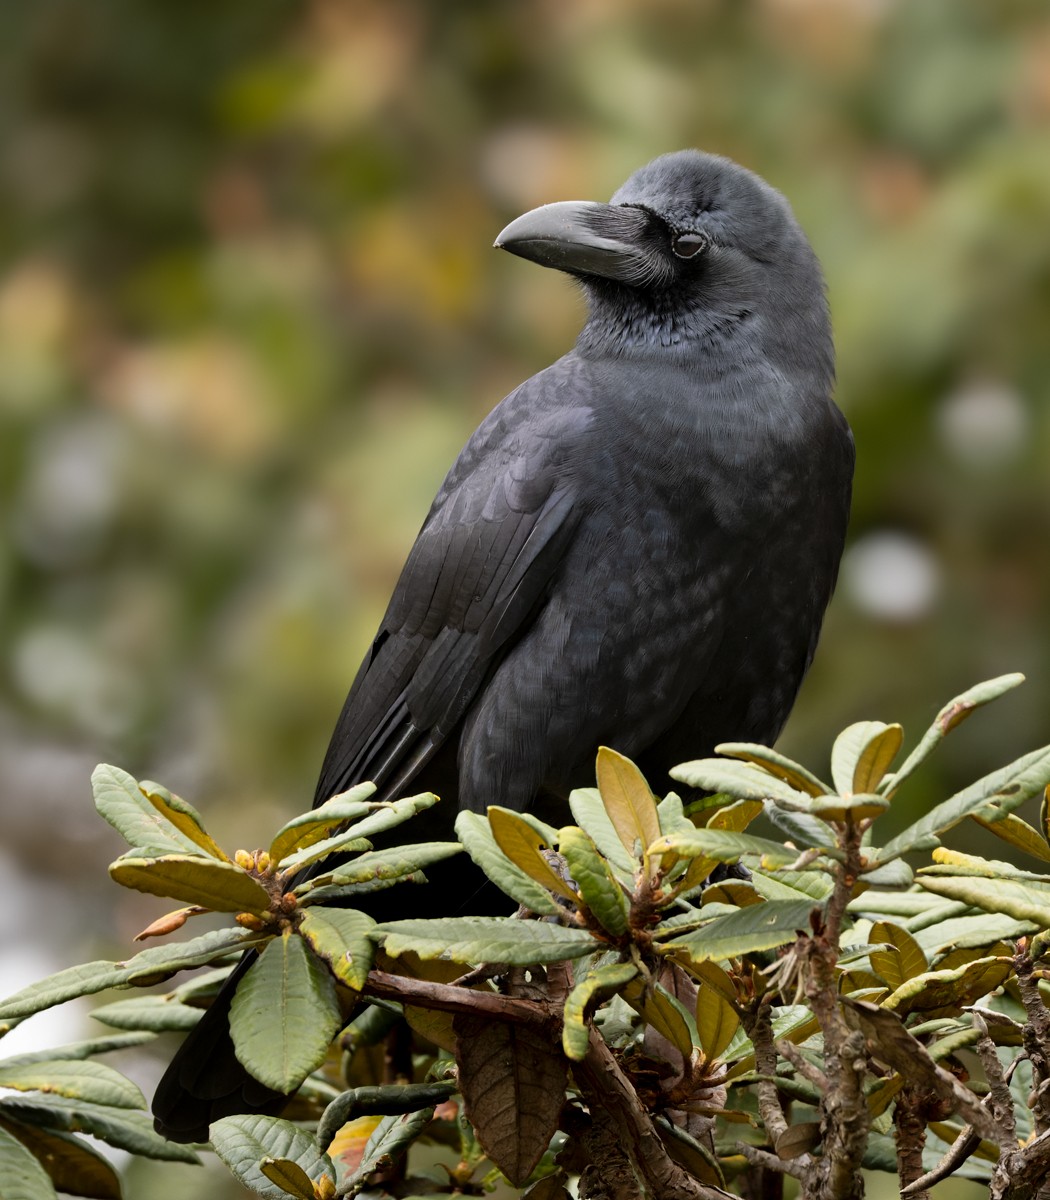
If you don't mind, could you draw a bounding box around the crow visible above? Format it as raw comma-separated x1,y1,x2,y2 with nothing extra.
153,149,854,1141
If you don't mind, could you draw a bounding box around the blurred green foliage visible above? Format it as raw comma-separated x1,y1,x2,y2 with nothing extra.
1,0,1048,1033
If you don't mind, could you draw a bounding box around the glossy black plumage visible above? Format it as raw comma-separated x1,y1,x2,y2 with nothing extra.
153,150,854,1142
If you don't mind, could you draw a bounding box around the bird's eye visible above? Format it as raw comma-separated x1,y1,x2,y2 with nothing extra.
672,232,708,259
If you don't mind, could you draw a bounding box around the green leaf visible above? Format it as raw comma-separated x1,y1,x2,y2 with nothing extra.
0,1060,144,1109
666,899,817,963
92,764,207,858
670,757,813,807
877,743,1050,863
488,807,576,900
831,722,903,796
268,782,377,864
90,994,203,1032
567,787,639,881
0,1124,57,1200
278,793,437,873
316,1081,459,1148
0,1033,155,1067
139,780,229,860
707,799,765,833
0,1095,199,1162
714,743,832,797
0,928,267,1019
648,828,809,868
297,842,461,894
0,1123,121,1200
344,1110,434,1187
749,867,833,903
695,973,739,1060
918,874,1050,927
971,809,1050,863
454,811,561,915
109,854,272,913
562,964,639,1060
806,793,891,822
879,674,1026,797
210,1115,335,1200
868,921,928,989
596,747,661,869
298,908,376,991
374,917,599,965
558,826,629,936
911,911,1036,957
230,931,342,1093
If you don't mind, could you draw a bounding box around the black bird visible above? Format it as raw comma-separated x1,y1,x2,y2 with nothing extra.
153,150,854,1141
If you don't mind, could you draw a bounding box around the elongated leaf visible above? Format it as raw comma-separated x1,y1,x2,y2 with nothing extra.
0,928,267,1019
260,1156,316,1200
749,867,833,903
648,828,806,868
345,1109,434,1187
831,722,902,796
879,674,1026,797
623,978,694,1058
454,811,561,914
90,994,202,1032
596,747,661,868
656,791,696,836
868,921,927,989
696,978,740,1061
374,917,599,965
278,794,439,873
0,1095,199,1162
0,1060,143,1109
918,874,1050,926
0,1123,120,1200
92,764,206,858
971,809,1050,863
558,826,629,936
317,1082,458,1148
882,956,1012,1017
210,1114,335,1200
707,799,765,833
454,1010,567,1185
488,807,576,900
139,780,229,860
0,1034,154,1068
230,931,341,1093
109,855,271,914
670,758,813,807
877,743,1050,863
298,908,375,991
268,783,377,863
0,1124,57,1200
562,964,639,1060
667,899,817,963
297,842,461,894
807,793,890,822
567,787,638,881
912,911,1036,957
714,744,831,797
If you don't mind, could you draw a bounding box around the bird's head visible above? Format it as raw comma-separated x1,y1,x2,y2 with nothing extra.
495,149,830,375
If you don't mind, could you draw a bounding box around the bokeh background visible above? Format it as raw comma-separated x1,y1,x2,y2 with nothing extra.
2,1,1049,1195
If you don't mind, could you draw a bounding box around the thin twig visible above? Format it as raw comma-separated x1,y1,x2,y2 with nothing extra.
899,1125,980,1197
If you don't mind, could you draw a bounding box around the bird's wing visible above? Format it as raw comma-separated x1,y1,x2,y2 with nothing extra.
313,393,589,807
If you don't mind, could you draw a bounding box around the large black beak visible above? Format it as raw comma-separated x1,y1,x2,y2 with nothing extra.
494,201,657,285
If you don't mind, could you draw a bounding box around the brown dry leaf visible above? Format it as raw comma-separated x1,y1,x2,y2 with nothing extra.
453,1011,567,1186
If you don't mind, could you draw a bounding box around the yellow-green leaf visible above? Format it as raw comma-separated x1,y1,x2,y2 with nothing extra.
868,921,927,989
851,724,904,794
140,781,229,860
695,980,739,1061
971,808,1050,864
596,747,661,871
623,977,694,1058
558,825,629,936
831,723,901,796
298,908,376,991
562,963,639,1060
109,855,271,914
707,799,764,833
487,807,576,900
715,744,831,797
882,956,1012,1018
268,783,378,864
260,1157,317,1200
